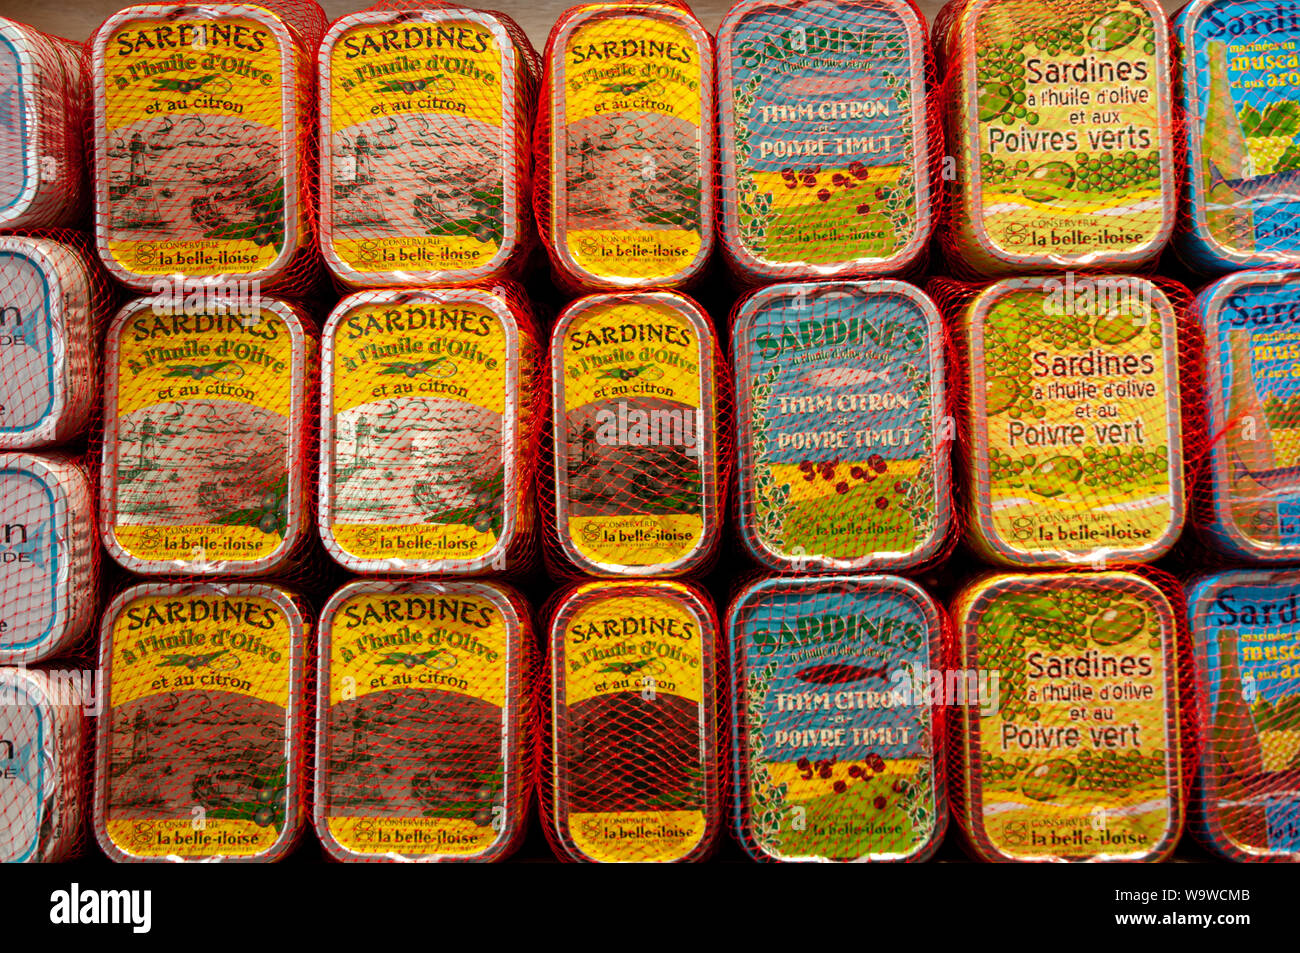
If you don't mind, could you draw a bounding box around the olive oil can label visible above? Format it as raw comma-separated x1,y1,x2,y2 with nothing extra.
0,689,45,862
102,594,295,859
328,301,510,563
99,15,291,277
1184,2,1300,264
559,15,705,281
326,18,509,275
559,300,709,569
972,280,1180,561
0,468,58,654
559,593,708,862
964,0,1168,259
737,286,941,567
323,590,511,857
0,249,57,438
968,579,1177,858
107,308,298,566
736,584,938,861
722,1,924,269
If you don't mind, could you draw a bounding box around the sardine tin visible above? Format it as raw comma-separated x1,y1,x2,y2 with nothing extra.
717,0,932,282
320,286,535,574
0,666,86,863
544,3,714,289
940,0,1175,275
319,8,531,286
1198,268,1300,561
1186,569,1300,861
0,452,96,667
100,295,313,576
314,579,531,862
733,280,950,571
0,236,96,450
551,291,720,576
0,18,85,229
91,4,310,290
962,274,1184,567
94,581,308,863
952,571,1184,863
548,580,719,862
1176,0,1300,271
728,574,946,862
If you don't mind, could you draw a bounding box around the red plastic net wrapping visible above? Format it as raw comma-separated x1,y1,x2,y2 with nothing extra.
533,1,715,294
927,273,1204,570
933,0,1179,279
946,566,1200,863
714,0,940,286
538,579,722,862
540,289,730,580
88,1,328,295
312,578,535,862
318,2,540,289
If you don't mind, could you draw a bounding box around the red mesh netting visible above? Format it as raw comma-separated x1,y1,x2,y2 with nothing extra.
538,579,722,862
533,1,715,294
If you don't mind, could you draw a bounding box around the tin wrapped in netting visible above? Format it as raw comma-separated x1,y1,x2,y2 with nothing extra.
319,2,539,288
540,579,722,862
928,273,1204,569
92,580,312,863
534,1,714,292
716,0,938,285
90,1,327,294
542,289,728,579
727,573,950,862
948,567,1199,863
934,0,1177,278
313,578,534,862
319,282,542,576
730,279,954,573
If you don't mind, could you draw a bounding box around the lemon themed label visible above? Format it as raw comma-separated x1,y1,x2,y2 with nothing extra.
956,0,1171,266
325,298,514,567
96,11,296,278
555,586,711,862
321,586,516,858
968,277,1182,564
735,283,946,570
719,0,928,274
324,14,514,278
960,574,1180,860
556,11,709,282
105,303,304,569
100,590,299,859
556,295,713,572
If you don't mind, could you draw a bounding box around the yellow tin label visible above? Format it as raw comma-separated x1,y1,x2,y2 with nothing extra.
107,305,302,566
102,591,297,859
325,17,510,275
327,299,511,564
558,14,705,281
100,14,293,276
557,588,708,862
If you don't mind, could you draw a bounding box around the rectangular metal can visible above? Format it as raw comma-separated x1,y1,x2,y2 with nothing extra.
319,8,534,286
733,279,950,571
93,581,308,862
717,0,932,282
961,274,1184,566
547,580,720,862
0,452,96,666
941,0,1175,275
100,295,314,576
951,571,1184,862
551,290,720,576
91,4,311,290
728,574,946,862
320,286,537,574
314,578,532,862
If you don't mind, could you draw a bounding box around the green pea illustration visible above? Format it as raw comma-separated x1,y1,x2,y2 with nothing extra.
1020,759,1078,801
1088,11,1142,52
1019,161,1076,202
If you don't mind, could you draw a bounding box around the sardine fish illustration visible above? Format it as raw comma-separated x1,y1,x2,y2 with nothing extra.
151,75,220,94
161,361,241,380
600,80,653,95
376,76,448,94
1209,162,1300,204
597,364,663,382
157,650,230,671
599,658,660,675
378,358,456,378
378,649,453,669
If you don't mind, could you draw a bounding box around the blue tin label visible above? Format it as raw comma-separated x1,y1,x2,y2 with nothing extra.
0,682,45,863
0,467,58,654
0,250,55,437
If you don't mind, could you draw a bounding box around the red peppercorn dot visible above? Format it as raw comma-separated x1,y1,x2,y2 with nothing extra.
819,464,835,481
875,497,889,509
868,454,887,473
874,796,887,810
875,187,889,200
818,765,833,779
798,460,813,472
850,163,870,181
868,754,885,772
816,188,831,202
892,780,906,793
833,780,847,794
894,481,905,493
797,756,810,770
848,765,862,778
835,481,849,495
